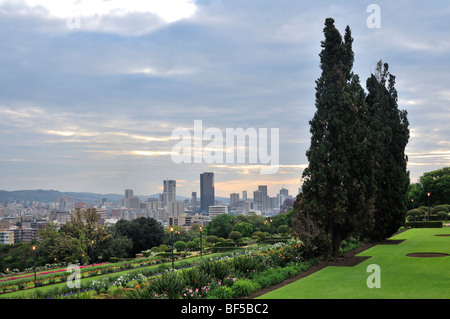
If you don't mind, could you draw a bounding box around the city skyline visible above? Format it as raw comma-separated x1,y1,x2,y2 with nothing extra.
0,1,449,198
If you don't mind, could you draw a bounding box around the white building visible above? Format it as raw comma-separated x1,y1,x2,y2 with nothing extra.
208,205,228,219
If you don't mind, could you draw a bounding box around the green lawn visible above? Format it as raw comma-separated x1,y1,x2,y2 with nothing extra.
258,227,450,299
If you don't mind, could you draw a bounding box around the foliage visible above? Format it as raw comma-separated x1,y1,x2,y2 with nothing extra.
151,270,186,299
233,222,253,238
231,278,260,297
174,241,187,251
431,205,449,214
114,217,164,257
228,231,243,242
207,284,233,299
181,267,212,290
404,221,443,228
408,168,450,207
364,60,410,241
293,18,376,259
205,214,235,238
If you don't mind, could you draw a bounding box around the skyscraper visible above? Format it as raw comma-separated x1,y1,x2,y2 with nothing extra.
258,185,268,211
200,172,215,214
230,193,239,208
163,180,176,206
191,192,197,207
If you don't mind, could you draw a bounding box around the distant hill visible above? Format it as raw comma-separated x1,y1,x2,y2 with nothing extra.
0,189,229,204
0,189,122,203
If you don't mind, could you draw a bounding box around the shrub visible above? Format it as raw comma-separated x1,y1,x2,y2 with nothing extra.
436,212,449,221
407,209,422,221
197,259,233,281
174,241,187,251
229,231,243,242
231,278,260,297
181,267,212,290
207,285,233,299
405,221,443,228
253,267,286,288
431,205,449,214
229,255,266,276
152,270,186,299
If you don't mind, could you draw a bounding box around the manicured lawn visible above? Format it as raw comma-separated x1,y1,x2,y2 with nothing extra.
258,227,450,299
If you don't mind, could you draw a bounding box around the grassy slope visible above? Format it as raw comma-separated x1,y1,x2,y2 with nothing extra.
258,227,450,299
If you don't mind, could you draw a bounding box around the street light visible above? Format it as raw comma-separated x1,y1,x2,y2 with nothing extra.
199,226,203,258
91,240,94,266
427,193,431,221
170,227,174,271
32,246,37,286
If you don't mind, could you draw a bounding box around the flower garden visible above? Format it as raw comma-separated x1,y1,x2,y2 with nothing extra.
0,238,321,299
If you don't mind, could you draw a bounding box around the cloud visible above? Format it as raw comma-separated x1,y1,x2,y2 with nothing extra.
0,0,198,35
0,0,448,195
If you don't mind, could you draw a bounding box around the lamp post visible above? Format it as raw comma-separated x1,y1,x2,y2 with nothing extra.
170,226,174,271
427,193,431,221
32,246,37,286
199,226,203,258
91,240,94,266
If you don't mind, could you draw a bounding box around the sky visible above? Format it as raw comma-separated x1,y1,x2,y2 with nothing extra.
0,0,449,198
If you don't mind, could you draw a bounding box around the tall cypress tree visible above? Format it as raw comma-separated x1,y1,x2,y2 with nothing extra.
293,18,375,259
365,61,410,240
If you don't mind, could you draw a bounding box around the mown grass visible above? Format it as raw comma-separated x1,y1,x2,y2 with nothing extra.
258,227,450,299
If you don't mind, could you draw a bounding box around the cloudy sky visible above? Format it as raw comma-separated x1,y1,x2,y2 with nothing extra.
0,0,449,198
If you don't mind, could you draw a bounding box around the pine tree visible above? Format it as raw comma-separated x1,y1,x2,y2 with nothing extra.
365,61,410,240
292,18,375,259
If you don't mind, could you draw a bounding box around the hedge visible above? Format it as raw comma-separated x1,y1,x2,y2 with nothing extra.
404,221,443,228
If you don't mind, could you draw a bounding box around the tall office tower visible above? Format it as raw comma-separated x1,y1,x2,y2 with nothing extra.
125,189,133,199
163,180,176,206
167,201,185,216
280,188,289,197
253,190,263,211
121,189,140,209
200,172,215,214
258,185,268,211
230,193,239,208
191,192,197,207
242,190,247,201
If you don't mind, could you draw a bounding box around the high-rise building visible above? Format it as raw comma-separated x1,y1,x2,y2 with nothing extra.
167,201,185,216
253,190,263,211
121,189,140,209
163,180,176,206
258,185,269,211
230,193,239,208
280,188,289,197
125,189,134,199
191,192,197,207
200,172,215,214
242,190,247,200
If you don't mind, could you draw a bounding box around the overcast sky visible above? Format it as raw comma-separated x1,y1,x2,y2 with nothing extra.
0,0,449,198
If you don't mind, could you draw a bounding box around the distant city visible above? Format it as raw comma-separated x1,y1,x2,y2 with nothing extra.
0,172,300,245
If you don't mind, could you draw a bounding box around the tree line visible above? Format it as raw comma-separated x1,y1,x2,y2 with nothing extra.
1,207,293,272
